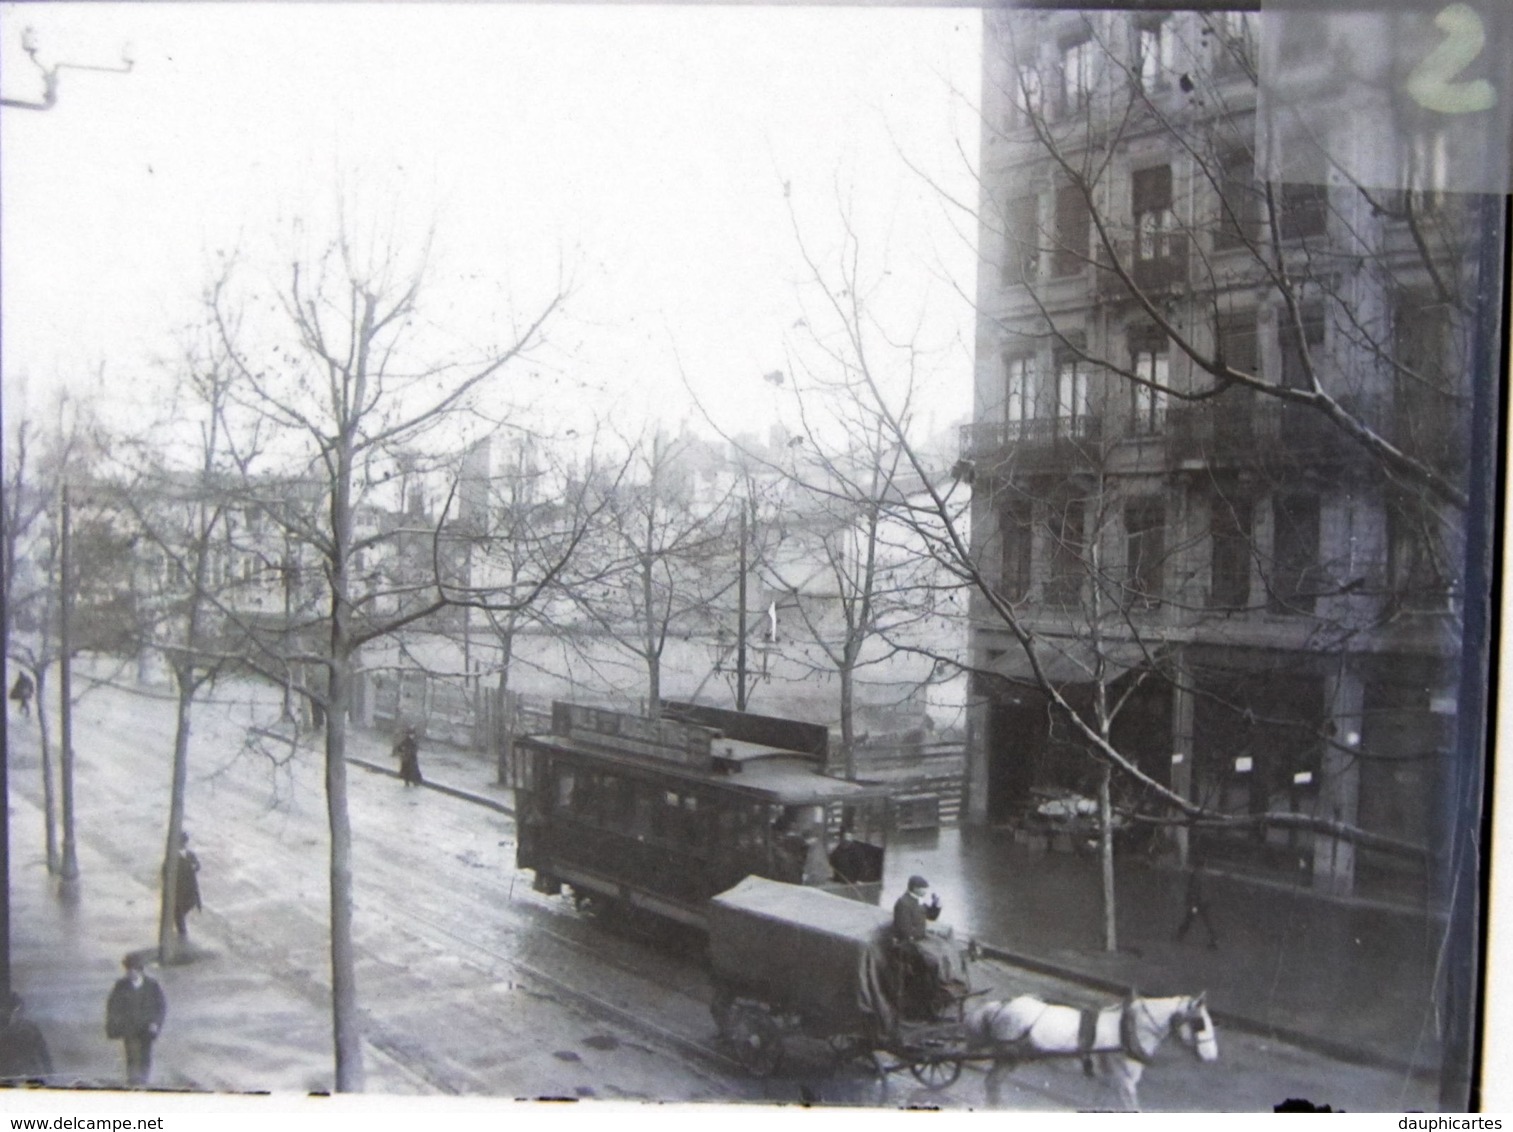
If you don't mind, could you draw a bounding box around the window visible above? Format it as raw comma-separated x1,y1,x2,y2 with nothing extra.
1209,495,1253,609
1212,314,1258,444
1387,494,1452,612
1279,180,1328,240
1045,497,1085,605
1270,494,1320,614
1129,331,1169,432
1013,63,1044,124
1136,16,1176,91
1133,165,1177,261
1005,354,1041,425
1216,148,1258,251
1052,184,1091,276
1059,36,1093,117
1000,500,1034,602
1004,195,1039,284
1217,313,1258,378
1125,499,1165,607
1055,338,1093,435
1209,12,1254,74
1393,294,1458,464
1279,306,1326,391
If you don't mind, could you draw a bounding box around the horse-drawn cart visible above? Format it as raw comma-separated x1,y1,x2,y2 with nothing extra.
706,876,975,1087
707,876,1220,1106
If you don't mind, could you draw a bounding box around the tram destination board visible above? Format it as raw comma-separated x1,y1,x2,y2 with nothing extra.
550,700,716,772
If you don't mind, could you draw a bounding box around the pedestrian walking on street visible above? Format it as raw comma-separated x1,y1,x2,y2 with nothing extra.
1175,853,1220,950
0,991,53,1085
395,726,423,788
165,831,202,938
105,954,167,1086
9,672,33,718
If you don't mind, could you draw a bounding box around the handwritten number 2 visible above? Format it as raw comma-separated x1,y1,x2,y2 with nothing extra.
1406,3,1497,114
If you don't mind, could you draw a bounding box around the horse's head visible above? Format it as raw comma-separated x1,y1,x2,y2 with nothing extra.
1175,992,1219,1063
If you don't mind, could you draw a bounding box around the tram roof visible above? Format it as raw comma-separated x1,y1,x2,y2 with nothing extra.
519,731,891,805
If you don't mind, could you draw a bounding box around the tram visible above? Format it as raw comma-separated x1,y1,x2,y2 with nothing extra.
516,700,892,930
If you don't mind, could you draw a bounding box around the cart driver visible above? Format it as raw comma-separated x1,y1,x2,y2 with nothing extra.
892,876,968,1000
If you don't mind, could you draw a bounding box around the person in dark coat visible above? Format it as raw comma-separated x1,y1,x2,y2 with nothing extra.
167,831,202,937
0,991,52,1084
1175,853,1220,949
395,727,423,787
8,672,33,719
105,954,166,1086
892,876,967,1009
893,874,944,941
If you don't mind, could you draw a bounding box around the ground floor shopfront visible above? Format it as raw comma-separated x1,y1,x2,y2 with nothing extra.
964,638,1463,906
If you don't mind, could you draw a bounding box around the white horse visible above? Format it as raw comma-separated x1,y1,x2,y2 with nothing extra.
964,991,1217,1110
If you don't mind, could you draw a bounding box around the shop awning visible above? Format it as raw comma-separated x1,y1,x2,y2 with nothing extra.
984,636,1163,688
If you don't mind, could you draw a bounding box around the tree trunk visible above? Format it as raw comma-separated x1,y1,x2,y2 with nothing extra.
327,424,365,1092
35,667,58,875
326,653,362,1091
1098,763,1117,953
646,652,661,717
57,484,79,891
495,629,514,786
157,671,194,964
839,663,855,781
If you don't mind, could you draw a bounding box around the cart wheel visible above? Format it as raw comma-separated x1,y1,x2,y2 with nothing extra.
910,1057,963,1090
710,986,736,1037
730,1007,784,1078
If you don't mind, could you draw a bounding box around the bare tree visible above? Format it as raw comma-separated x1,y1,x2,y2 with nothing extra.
207,220,568,1091
4,414,59,874
434,431,622,776
6,393,132,890
771,67,1471,950
111,323,263,965
567,430,741,715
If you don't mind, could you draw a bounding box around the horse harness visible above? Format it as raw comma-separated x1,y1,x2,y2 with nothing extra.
979,998,1155,1063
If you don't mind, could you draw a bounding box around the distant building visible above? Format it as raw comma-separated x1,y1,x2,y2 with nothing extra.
963,8,1473,901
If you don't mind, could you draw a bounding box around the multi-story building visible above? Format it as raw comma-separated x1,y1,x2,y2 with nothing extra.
962,8,1474,902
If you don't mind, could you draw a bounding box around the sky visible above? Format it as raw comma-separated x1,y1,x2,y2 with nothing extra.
0,3,983,449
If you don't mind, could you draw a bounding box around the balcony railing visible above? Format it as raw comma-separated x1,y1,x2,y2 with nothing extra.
1095,238,1189,300
959,414,1104,463
1167,394,1390,469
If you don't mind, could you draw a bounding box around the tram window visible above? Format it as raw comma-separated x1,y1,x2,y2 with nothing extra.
555,773,575,809
594,772,630,832
652,789,682,842
629,781,656,839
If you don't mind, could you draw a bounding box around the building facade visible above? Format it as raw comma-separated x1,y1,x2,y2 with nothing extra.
963,8,1473,902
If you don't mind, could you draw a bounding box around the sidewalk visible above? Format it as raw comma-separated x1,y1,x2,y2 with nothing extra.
6,764,439,1095
369,731,1445,1077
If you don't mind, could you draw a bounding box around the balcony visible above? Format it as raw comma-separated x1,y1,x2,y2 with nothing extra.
1095,238,1189,301
1167,394,1388,470
959,415,1103,469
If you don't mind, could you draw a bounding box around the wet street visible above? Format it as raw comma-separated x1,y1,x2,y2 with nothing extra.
5,671,1434,1110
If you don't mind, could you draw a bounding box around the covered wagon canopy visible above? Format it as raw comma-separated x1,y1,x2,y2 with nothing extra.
709,876,897,1035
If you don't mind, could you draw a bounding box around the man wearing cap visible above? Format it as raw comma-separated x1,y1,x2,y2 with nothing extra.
892,876,966,1012
105,954,167,1086
893,875,944,942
